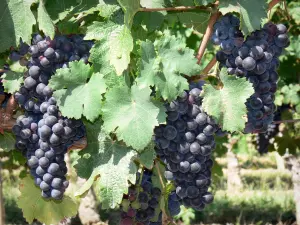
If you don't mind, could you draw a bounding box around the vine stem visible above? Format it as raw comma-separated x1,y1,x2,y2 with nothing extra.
154,160,177,225
273,119,300,124
283,0,291,20
202,56,217,75
139,5,216,13
196,11,220,65
154,159,165,189
268,0,281,10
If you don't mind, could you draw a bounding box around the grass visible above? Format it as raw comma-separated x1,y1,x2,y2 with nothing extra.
215,168,293,191
1,152,297,225
193,190,295,224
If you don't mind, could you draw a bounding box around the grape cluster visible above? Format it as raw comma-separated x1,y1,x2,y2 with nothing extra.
256,110,281,154
12,34,92,200
154,81,215,213
120,170,162,225
212,15,289,133
211,14,244,54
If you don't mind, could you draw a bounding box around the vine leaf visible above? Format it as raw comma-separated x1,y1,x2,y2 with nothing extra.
117,0,140,27
201,68,254,132
0,132,15,151
1,71,23,94
74,120,137,209
172,0,194,6
139,0,166,31
280,84,300,106
102,84,165,150
89,40,128,88
45,0,98,23
109,25,133,75
98,0,121,18
84,21,119,41
137,36,201,101
136,143,156,170
140,0,165,8
0,0,36,52
289,2,300,24
17,176,78,225
37,0,55,39
85,22,133,75
134,11,165,32
219,0,268,36
49,61,107,122
169,12,211,34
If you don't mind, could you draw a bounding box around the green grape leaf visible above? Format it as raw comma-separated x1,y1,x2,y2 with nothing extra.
175,11,211,34
281,84,300,106
289,2,300,24
0,132,15,152
85,22,133,75
0,0,36,52
90,42,128,89
137,36,201,101
17,176,78,225
201,68,255,132
56,17,80,35
89,40,130,88
109,25,133,75
172,0,194,6
89,40,111,74
102,84,164,150
10,61,27,73
273,130,300,156
194,0,215,6
1,71,23,94
98,0,121,18
136,143,156,169
134,11,165,32
140,0,165,8
45,0,98,23
85,21,120,41
152,99,167,124
74,120,137,209
48,61,107,122
219,0,268,36
286,36,300,59
139,0,166,31
37,0,55,39
117,0,140,26
175,207,195,224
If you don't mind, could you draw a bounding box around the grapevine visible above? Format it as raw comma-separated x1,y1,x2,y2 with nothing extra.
12,34,92,199
155,81,215,212
212,15,289,133
0,0,298,225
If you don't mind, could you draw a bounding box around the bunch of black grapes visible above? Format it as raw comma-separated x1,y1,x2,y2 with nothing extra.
212,14,289,133
256,109,281,154
154,81,215,213
12,34,92,200
120,170,162,225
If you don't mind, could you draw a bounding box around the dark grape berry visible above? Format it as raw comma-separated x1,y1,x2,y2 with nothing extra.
13,34,91,200
212,16,289,134
154,81,216,213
